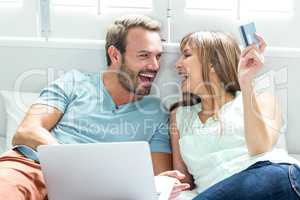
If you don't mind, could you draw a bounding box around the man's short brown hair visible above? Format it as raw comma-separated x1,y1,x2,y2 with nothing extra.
105,15,161,66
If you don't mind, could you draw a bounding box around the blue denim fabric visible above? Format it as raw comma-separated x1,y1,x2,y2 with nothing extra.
193,161,300,200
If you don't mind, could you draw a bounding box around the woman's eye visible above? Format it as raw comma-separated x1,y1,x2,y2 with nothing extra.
183,54,191,58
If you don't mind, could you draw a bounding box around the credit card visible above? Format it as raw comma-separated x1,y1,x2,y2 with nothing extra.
239,22,259,47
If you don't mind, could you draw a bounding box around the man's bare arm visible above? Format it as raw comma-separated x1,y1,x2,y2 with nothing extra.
12,104,63,150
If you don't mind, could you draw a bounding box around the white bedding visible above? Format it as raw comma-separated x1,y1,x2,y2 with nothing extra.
0,91,39,150
0,136,6,154
177,189,198,200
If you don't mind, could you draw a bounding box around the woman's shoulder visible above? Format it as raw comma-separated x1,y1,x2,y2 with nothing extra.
176,103,200,118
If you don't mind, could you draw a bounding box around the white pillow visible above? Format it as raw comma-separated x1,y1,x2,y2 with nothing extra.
0,91,39,150
254,71,288,150
0,136,5,154
0,94,6,137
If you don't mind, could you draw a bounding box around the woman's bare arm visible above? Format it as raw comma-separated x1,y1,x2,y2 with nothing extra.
170,109,195,189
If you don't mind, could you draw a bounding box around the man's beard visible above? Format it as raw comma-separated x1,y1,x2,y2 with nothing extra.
117,61,152,96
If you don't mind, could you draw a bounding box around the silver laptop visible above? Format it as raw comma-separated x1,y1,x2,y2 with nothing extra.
37,142,174,200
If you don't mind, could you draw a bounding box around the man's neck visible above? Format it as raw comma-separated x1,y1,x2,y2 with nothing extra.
102,70,139,106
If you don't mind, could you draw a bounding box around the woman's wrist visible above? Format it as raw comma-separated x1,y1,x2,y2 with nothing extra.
239,79,254,92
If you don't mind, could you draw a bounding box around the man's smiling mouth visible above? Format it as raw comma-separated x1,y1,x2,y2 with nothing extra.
138,72,156,85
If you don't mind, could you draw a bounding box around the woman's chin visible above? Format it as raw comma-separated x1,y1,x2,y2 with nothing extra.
181,84,191,94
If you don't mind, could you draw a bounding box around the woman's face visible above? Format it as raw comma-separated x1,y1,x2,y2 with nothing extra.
176,44,204,94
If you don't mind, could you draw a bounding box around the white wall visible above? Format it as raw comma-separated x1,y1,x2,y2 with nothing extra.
2,0,300,47
170,0,300,48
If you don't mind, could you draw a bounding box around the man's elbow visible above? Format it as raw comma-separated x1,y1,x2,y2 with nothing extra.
12,126,29,146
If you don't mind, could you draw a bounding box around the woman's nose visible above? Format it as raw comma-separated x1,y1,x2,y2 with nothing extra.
176,58,182,70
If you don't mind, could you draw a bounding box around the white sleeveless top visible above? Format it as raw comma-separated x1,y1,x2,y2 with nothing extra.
176,92,300,193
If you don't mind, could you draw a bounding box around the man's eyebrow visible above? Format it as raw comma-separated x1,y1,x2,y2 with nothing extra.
137,50,151,54
137,50,164,55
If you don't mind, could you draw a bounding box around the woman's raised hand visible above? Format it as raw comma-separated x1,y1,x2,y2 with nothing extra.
238,34,267,87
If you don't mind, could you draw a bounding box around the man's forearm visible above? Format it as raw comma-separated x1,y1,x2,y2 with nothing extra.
12,126,58,150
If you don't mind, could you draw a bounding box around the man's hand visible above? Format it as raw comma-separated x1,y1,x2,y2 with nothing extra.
159,170,190,200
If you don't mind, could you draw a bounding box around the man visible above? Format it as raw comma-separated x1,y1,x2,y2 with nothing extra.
0,15,189,199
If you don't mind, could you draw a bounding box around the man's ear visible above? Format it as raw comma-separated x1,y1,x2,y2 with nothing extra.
107,45,122,66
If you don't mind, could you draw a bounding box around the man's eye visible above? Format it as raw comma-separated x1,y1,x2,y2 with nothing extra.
139,54,149,58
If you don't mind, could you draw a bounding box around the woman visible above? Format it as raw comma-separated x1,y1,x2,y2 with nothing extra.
170,31,300,200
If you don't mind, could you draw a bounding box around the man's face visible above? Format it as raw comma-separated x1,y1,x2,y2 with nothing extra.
117,27,163,96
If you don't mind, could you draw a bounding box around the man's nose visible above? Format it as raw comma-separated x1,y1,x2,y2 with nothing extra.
147,56,160,71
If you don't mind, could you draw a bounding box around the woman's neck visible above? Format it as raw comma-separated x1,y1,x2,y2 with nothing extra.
200,90,234,117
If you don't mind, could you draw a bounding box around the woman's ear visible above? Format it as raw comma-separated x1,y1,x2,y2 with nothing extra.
209,64,219,82
209,64,216,73
107,46,122,67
